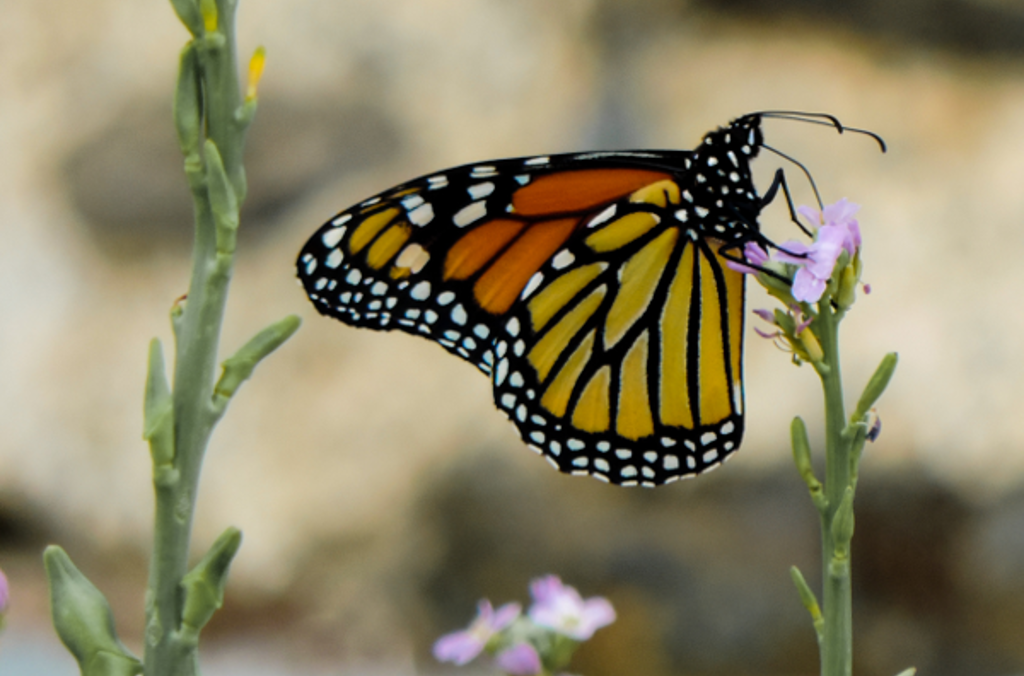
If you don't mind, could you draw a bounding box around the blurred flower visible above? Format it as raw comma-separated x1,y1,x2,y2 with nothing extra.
495,643,543,675
528,575,616,641
434,600,521,665
0,566,8,629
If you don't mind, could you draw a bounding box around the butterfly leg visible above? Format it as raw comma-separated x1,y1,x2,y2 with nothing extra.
760,168,813,238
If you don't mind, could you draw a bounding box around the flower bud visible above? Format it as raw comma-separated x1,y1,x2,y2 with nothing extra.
44,547,142,676
854,352,898,420
799,327,825,364
836,263,859,310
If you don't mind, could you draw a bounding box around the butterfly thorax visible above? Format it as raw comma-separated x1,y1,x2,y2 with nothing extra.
668,114,764,247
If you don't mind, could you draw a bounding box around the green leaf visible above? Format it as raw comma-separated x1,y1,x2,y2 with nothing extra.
169,0,203,36
789,566,823,643
853,352,898,421
213,315,301,412
174,43,202,158
203,140,239,255
180,527,242,640
830,486,856,558
143,339,176,472
790,417,825,512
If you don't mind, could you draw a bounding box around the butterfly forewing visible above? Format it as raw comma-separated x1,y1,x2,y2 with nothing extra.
297,114,767,486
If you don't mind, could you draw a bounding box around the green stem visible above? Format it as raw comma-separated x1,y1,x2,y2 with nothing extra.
813,303,853,676
144,4,253,674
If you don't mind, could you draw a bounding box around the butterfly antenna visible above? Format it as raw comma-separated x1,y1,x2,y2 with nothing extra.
759,110,887,153
761,143,824,211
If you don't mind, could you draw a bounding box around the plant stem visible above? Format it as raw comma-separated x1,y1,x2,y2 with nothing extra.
144,2,249,674
813,303,852,676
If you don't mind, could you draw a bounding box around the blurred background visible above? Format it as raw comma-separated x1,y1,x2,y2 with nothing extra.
3,0,1024,674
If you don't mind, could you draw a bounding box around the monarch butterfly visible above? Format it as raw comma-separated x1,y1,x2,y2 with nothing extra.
297,111,882,486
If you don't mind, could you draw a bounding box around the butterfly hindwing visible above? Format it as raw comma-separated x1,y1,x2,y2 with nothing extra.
492,176,749,485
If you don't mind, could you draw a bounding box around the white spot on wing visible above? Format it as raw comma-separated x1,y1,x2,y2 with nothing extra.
552,250,575,269
408,203,434,226
471,165,498,178
521,272,544,299
410,281,431,301
468,182,495,199
454,201,487,227
587,204,617,228
322,226,347,248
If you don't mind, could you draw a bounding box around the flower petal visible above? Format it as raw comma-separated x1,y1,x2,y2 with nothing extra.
797,205,822,230
434,631,485,665
791,268,827,303
822,198,859,225
495,643,543,675
491,602,522,631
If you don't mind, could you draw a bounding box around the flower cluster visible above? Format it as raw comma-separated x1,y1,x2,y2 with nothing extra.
728,199,867,365
434,575,615,676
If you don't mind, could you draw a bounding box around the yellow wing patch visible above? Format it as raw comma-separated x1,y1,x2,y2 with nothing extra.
697,250,731,425
528,263,606,333
629,179,681,207
349,208,400,255
585,212,660,253
541,329,597,418
617,330,654,439
603,227,678,350
366,222,412,269
529,285,606,383
659,242,696,428
573,364,612,433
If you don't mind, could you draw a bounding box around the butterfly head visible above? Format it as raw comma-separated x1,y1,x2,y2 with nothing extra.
698,113,764,162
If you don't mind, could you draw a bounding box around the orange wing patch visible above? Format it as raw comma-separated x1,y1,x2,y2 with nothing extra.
444,219,524,281
475,218,579,314
512,169,672,216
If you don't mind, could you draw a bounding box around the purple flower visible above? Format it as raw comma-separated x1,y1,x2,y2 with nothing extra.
726,240,770,274
729,200,863,304
527,575,615,641
0,567,8,615
775,200,862,303
495,643,543,675
434,600,521,665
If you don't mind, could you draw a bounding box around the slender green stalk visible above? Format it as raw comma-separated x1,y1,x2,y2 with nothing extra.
140,2,291,674
812,302,853,676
